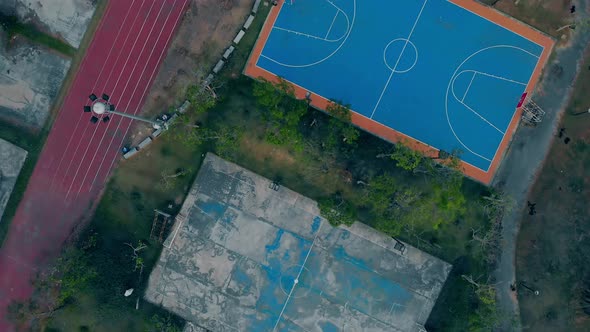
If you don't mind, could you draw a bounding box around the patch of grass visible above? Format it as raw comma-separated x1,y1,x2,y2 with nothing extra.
0,13,76,57
47,134,203,330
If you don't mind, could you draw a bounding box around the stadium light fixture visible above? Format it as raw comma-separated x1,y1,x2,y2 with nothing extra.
84,92,166,129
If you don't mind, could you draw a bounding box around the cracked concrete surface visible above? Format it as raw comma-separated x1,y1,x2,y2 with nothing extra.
0,27,71,128
146,154,452,332
0,0,96,48
0,138,27,223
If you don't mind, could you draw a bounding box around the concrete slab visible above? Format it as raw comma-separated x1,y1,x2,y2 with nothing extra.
0,0,96,48
0,28,71,128
145,154,452,332
0,138,27,223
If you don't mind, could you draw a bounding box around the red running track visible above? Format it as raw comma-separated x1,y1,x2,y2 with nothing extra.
0,0,189,329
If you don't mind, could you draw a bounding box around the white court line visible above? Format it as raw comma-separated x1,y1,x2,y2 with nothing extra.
450,73,505,135
64,0,164,201
260,0,355,68
272,0,348,43
471,70,528,86
272,25,343,42
325,9,339,39
48,0,139,191
446,0,545,53
459,101,505,135
88,0,190,195
73,0,181,200
382,38,418,73
462,71,476,103
444,44,538,164
369,0,428,119
272,220,323,332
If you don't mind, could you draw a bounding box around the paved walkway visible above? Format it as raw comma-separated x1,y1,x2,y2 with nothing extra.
492,2,590,330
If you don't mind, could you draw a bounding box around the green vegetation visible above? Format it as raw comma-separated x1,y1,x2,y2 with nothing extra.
8,3,502,331
253,77,308,151
325,101,359,149
0,13,76,56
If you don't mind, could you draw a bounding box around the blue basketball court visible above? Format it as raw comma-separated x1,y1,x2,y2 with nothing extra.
249,0,552,179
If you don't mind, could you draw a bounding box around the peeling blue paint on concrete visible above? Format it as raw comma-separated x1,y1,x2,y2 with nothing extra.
265,229,284,253
197,199,227,220
311,216,321,233
232,267,252,292
319,321,339,332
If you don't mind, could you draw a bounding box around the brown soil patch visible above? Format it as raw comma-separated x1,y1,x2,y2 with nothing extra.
130,0,254,143
240,134,298,166
516,51,590,331
491,0,573,41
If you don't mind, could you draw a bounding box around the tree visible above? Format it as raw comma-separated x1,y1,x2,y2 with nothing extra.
325,101,360,148
318,195,356,227
481,190,515,220
186,84,216,114
7,244,98,329
159,168,191,190
361,174,398,218
214,125,243,158
462,275,502,331
125,240,147,272
253,77,308,151
150,314,182,332
390,143,424,172
252,77,288,113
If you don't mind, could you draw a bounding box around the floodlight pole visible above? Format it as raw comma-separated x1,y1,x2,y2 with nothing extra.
107,109,165,129
84,93,167,130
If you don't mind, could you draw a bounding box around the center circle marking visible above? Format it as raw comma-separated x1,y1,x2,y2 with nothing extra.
383,38,418,73
280,265,312,299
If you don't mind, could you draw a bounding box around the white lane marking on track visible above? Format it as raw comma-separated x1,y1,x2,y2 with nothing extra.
64,0,165,201
85,0,190,197
71,0,178,200
48,0,140,191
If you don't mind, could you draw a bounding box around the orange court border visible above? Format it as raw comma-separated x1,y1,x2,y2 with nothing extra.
244,0,555,184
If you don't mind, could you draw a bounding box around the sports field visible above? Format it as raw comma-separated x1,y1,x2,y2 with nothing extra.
146,154,451,331
245,0,554,183
0,1,189,329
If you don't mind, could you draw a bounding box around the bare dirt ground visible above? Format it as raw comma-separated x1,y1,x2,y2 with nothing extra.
0,138,27,223
489,0,590,330
0,0,96,48
0,28,71,129
129,0,254,144
515,48,590,332
491,0,574,39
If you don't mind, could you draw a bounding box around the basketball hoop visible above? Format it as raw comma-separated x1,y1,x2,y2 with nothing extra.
520,97,545,125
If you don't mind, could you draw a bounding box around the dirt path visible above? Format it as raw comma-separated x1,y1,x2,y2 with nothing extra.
491,2,590,330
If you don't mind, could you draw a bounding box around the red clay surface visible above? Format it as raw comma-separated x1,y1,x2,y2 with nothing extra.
0,0,189,329
245,0,554,184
